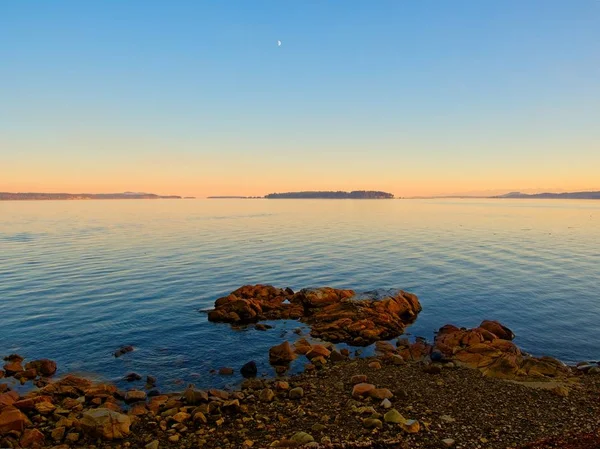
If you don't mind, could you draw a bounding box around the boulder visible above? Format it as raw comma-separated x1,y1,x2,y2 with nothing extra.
240,361,258,378
80,408,131,440
306,345,331,360
24,359,57,377
20,428,45,448
3,361,23,375
114,346,134,357
269,341,296,365
0,406,31,434
124,390,147,403
293,338,313,355
479,320,515,340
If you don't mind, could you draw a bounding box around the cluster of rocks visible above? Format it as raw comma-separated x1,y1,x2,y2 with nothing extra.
2,355,57,386
207,285,422,345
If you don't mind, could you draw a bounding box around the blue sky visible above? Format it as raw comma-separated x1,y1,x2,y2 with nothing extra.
2,1,599,196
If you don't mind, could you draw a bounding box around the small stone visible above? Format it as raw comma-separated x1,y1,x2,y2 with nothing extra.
145,441,159,449
440,415,456,423
114,345,134,357
423,364,442,374
124,372,142,382
218,367,234,375
243,440,254,447
368,361,382,370
352,383,375,398
20,428,45,448
311,423,326,432
289,387,304,399
363,418,383,429
390,355,405,365
168,434,180,443
351,375,368,384
193,412,207,424
551,385,569,397
442,438,455,447
172,412,191,423
587,367,600,375
65,432,80,442
401,419,420,433
259,388,275,402
381,398,392,409
35,401,56,414
384,409,405,424
369,388,393,400
290,431,314,444
52,426,66,441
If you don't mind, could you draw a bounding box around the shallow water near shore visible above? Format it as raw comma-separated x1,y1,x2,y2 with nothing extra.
1,199,599,391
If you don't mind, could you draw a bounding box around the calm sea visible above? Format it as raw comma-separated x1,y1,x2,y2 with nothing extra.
1,199,599,391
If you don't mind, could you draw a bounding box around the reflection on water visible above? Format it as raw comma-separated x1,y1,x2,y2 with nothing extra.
0,199,599,390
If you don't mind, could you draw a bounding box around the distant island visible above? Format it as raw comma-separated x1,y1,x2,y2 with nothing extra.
493,191,600,200
207,196,263,199
0,192,184,201
264,190,394,199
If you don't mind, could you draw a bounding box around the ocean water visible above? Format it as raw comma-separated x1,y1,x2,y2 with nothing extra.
1,199,599,391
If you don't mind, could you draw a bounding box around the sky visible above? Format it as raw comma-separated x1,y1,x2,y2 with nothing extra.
1,1,599,197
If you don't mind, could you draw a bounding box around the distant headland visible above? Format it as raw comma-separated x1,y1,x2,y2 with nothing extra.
492,191,600,200
0,192,188,201
264,190,394,199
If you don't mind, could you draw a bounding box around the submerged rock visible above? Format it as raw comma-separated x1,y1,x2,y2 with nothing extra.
240,361,258,378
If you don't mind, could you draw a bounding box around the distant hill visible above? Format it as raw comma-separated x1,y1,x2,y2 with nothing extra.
494,191,600,200
0,192,183,201
207,196,262,199
264,190,394,199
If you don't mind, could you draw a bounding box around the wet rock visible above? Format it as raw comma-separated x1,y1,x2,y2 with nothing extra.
25,359,57,377
80,408,131,439
124,372,142,382
269,341,297,365
114,346,134,358
293,338,313,355
3,361,23,375
306,345,331,360
146,375,157,386
479,320,515,340
240,361,258,378
218,367,234,375
0,391,19,408
289,387,304,399
208,388,230,400
255,323,272,331
330,350,346,362
34,401,56,414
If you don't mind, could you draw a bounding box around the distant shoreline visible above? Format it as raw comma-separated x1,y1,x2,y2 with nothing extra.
0,192,189,201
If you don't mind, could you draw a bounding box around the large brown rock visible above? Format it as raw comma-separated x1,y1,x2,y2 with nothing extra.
80,408,131,440
207,285,422,346
25,359,57,377
0,391,19,409
0,406,31,434
269,341,296,365
434,321,570,380
20,428,45,448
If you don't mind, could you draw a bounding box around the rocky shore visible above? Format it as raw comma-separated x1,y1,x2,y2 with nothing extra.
1,285,599,449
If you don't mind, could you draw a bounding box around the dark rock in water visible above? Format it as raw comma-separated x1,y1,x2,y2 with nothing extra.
123,373,142,382
255,323,272,331
3,354,24,363
218,367,234,375
25,359,57,377
479,320,515,341
114,346,134,358
146,375,157,386
240,361,258,378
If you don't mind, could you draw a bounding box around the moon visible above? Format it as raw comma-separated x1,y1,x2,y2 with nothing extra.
277,40,281,47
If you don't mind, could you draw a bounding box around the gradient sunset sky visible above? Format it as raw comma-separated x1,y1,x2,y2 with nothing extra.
2,1,599,197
